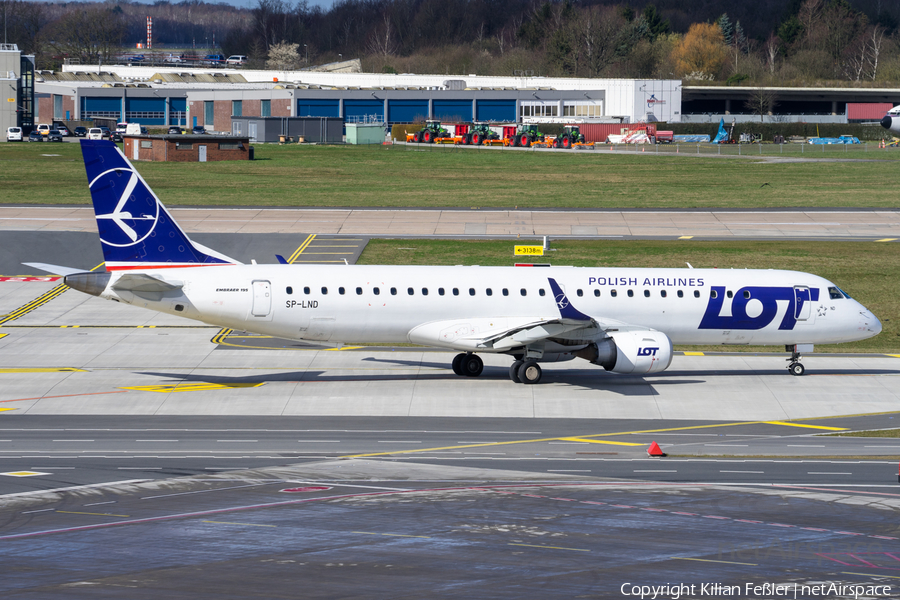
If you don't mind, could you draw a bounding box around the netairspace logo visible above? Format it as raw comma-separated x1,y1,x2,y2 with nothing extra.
619,582,893,599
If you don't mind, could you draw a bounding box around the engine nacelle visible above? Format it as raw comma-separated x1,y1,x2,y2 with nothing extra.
576,330,673,374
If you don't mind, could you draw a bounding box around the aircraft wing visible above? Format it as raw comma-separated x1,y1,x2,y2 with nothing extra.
22,262,91,277
111,273,183,293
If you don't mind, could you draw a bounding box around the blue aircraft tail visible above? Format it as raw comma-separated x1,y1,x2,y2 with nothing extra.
712,119,728,144
80,139,238,271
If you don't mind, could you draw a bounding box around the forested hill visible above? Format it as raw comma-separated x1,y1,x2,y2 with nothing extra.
4,0,900,84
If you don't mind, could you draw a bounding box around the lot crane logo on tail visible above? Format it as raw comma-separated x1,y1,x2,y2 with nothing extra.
90,167,159,247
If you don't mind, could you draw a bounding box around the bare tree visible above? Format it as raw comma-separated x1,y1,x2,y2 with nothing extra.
45,7,125,65
745,87,777,122
765,34,780,76
367,14,398,58
865,25,885,81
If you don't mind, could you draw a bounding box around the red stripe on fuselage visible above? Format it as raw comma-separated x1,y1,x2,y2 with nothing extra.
105,263,236,271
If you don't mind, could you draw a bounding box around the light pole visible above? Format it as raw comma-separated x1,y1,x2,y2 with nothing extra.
304,44,308,64
338,53,342,62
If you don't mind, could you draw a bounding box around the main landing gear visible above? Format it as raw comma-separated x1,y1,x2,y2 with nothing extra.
452,353,483,377
509,358,542,384
786,345,806,376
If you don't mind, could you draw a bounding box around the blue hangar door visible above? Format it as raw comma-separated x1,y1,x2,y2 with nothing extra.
433,100,472,122
387,100,428,124
297,99,340,117
125,97,166,125
343,99,384,122
476,99,516,122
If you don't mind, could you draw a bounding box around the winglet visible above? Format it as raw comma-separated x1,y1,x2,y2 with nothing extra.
548,278,591,321
275,254,288,264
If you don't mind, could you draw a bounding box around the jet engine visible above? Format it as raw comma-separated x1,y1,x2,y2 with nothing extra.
576,330,673,374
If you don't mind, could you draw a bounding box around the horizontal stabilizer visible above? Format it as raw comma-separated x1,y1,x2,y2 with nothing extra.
276,254,288,264
22,262,91,277
111,273,183,293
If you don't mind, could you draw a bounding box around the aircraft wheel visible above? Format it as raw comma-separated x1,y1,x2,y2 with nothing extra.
462,354,484,377
788,362,805,376
518,360,542,384
451,353,466,376
509,360,524,383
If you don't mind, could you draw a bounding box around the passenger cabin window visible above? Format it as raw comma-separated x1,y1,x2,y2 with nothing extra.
710,290,718,299
828,286,843,300
539,289,545,297
486,288,492,296
374,287,380,295
438,288,445,296
660,290,667,298
339,287,345,295
694,290,700,298
743,290,751,299
390,287,397,295
469,288,475,296
594,289,601,297
726,290,733,298
627,290,634,298
677,290,684,298
502,289,509,296
520,289,527,297
321,287,328,295
304,287,310,294
611,290,617,297
644,290,650,298
356,287,363,295
408,287,414,295
286,287,293,295
453,288,459,296
577,289,583,297
422,288,428,296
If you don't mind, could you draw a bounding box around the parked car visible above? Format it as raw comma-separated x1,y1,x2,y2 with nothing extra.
127,54,145,63
99,126,111,139
168,126,183,134
202,54,225,65
48,129,64,142
116,122,128,134
54,124,70,136
111,132,123,143
140,126,148,134
36,123,50,136
6,126,22,141
225,55,247,65
87,127,103,140
74,126,87,137
28,130,44,142
191,125,205,134
165,54,185,64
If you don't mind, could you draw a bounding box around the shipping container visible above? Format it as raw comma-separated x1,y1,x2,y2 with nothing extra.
579,123,630,143
846,103,894,121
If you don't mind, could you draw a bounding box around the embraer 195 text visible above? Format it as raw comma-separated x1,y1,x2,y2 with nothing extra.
28,141,882,384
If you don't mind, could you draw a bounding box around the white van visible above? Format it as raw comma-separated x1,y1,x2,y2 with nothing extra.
116,122,128,134
37,123,50,136
88,127,103,140
6,127,23,141
225,55,247,65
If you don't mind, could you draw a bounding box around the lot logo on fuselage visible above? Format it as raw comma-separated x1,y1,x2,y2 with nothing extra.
89,167,159,247
637,347,659,356
699,286,819,331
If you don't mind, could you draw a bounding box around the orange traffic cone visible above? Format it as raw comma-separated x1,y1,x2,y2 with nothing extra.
648,441,666,457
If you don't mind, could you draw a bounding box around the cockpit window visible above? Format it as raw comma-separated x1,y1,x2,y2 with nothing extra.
837,286,852,299
828,286,843,300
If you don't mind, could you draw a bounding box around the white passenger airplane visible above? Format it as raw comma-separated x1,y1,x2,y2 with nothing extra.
28,140,882,384
882,105,900,136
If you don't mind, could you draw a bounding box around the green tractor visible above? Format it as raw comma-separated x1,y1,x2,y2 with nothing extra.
553,125,586,149
514,124,546,147
414,120,450,143
466,122,499,145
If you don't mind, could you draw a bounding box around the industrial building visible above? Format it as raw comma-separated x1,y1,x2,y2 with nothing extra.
1,44,35,133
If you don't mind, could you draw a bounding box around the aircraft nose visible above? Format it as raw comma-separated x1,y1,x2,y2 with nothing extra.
882,115,892,130
861,309,882,336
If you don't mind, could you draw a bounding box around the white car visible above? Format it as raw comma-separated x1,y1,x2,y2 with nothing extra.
165,54,185,64
6,127,23,141
225,55,247,65
36,123,50,136
88,127,103,140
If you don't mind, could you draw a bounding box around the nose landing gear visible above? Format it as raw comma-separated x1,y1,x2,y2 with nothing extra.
786,345,806,376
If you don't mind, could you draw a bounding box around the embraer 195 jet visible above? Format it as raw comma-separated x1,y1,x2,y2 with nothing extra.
28,140,882,384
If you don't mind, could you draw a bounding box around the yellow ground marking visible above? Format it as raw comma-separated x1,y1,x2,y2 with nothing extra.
887,354,900,358
0,408,16,413
203,521,277,528
875,238,897,242
289,260,347,263
762,421,847,431
120,382,265,393
682,351,705,356
305,245,361,248
287,234,316,263
343,419,852,459
0,333,6,339
1,471,48,476
324,346,364,351
0,262,104,327
0,368,86,373
672,557,757,566
353,531,431,538
508,543,590,552
842,572,900,580
56,511,130,517
560,437,646,446
678,236,694,239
